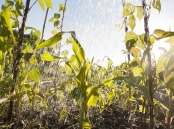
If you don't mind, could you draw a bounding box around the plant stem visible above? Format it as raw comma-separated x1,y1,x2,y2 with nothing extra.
7,0,31,123
41,7,49,42
142,0,153,128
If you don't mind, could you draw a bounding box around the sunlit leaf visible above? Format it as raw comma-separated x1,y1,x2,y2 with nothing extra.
152,0,161,12
87,93,99,107
165,36,174,44
54,20,60,27
37,32,63,49
59,3,64,11
2,6,15,44
60,108,67,119
71,32,85,64
41,51,59,61
136,6,143,20
49,17,54,22
153,29,166,37
84,118,91,128
54,13,60,19
123,3,135,17
136,34,145,50
133,66,143,77
124,31,137,42
130,47,141,57
128,14,136,31
156,55,169,75
38,0,45,10
45,0,52,9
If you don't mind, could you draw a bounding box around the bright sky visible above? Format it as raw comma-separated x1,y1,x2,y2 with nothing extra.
1,0,174,66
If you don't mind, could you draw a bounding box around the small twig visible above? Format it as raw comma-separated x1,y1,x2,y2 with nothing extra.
60,0,68,31
41,7,49,42
29,0,38,11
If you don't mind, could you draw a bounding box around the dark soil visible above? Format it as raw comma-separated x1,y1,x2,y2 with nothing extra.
0,103,173,129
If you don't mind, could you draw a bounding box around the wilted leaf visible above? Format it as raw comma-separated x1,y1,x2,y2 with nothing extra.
128,14,136,30
123,3,135,17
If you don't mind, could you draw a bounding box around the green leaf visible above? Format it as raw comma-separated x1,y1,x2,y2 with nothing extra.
136,34,145,50
130,57,140,67
160,32,174,39
87,93,99,107
45,0,52,9
54,20,60,27
28,69,40,82
37,32,63,49
123,3,135,17
130,47,141,57
152,0,161,12
41,51,59,61
59,3,64,11
124,31,137,42
84,118,91,129
153,29,166,37
49,17,54,22
165,36,174,44
60,108,67,119
71,32,85,64
128,14,136,31
38,0,45,10
156,55,169,75
54,13,60,19
133,66,143,77
136,6,143,20
2,6,15,44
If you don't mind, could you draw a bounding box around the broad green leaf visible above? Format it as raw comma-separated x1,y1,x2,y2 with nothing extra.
38,0,45,10
54,13,60,19
136,6,143,20
37,32,63,49
60,108,67,119
84,118,91,129
123,3,135,17
136,34,145,50
165,36,174,44
124,31,137,42
126,38,137,50
130,57,140,67
133,66,143,77
160,32,174,39
164,72,174,88
152,0,161,12
156,55,169,75
45,0,52,9
153,29,166,37
2,6,15,44
129,14,136,31
41,51,59,61
130,47,141,57
28,69,40,82
87,93,99,107
149,37,155,46
71,32,85,64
